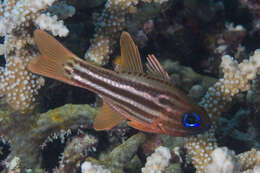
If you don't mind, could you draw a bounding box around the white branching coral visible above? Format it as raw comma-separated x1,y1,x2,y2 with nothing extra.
200,49,260,122
35,13,69,37
81,161,111,173
84,0,139,65
206,147,240,173
185,49,260,173
0,49,44,112
141,146,171,173
5,156,21,173
0,0,74,112
84,0,169,65
205,148,260,173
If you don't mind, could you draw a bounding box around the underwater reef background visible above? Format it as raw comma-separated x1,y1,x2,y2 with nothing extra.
0,0,260,172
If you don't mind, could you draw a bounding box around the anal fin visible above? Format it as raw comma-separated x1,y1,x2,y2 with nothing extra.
94,100,126,130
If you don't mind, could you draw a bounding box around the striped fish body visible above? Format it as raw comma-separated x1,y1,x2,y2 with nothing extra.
65,59,210,136
28,30,211,136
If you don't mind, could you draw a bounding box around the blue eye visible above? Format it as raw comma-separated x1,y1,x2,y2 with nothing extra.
183,112,201,128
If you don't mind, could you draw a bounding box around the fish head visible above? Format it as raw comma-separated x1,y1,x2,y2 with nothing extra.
156,93,211,136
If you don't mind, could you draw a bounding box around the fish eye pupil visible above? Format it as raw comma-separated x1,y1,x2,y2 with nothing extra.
183,112,201,128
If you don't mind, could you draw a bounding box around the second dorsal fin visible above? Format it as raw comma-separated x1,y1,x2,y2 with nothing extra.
118,32,143,72
146,54,170,80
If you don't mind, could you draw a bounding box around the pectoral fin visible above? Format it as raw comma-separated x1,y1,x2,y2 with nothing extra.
146,54,170,80
94,100,126,130
119,32,143,72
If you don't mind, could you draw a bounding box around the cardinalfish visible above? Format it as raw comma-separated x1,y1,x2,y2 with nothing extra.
28,30,211,136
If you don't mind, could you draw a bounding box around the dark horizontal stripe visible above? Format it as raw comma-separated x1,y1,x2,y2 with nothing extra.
65,59,192,126
68,65,162,121
70,63,163,112
112,102,154,124
71,73,158,123
76,59,188,109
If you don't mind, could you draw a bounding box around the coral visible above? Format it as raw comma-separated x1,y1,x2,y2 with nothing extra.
0,0,74,112
84,0,169,65
81,132,146,173
239,0,260,33
1,1,260,173
0,104,98,172
206,147,240,173
185,50,260,173
81,161,111,173
219,23,246,59
237,149,260,171
203,23,247,75
4,156,21,173
0,48,44,112
48,0,76,19
106,132,146,169
84,0,139,65
201,50,260,122
57,134,98,173
161,60,217,92
189,84,206,100
141,146,171,173
185,128,217,173
35,13,69,37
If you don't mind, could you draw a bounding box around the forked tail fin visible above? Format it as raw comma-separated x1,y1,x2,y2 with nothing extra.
27,30,83,88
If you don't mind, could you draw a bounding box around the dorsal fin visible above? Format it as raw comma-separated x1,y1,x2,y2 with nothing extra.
27,29,83,88
94,99,126,130
146,54,170,80
119,32,143,72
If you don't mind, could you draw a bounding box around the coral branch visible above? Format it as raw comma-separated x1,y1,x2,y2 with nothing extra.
0,0,74,112
185,50,260,173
